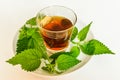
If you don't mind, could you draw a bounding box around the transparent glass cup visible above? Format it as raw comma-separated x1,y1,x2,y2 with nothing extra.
36,5,77,53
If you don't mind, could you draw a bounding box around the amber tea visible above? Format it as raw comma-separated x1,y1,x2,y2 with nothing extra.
36,5,77,52
40,16,73,50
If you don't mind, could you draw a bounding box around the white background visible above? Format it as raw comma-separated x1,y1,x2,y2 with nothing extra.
0,0,120,80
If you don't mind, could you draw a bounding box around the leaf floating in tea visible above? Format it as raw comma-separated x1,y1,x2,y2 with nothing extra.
41,16,73,50
40,16,52,27
61,19,72,29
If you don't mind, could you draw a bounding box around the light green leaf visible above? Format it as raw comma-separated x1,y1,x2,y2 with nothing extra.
19,26,39,39
19,26,28,39
70,27,78,41
81,39,114,55
56,54,80,70
6,49,42,71
78,22,92,41
32,32,48,59
26,27,38,37
70,46,80,58
26,17,36,25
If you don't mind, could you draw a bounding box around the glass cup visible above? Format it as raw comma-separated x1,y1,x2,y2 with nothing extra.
36,5,77,53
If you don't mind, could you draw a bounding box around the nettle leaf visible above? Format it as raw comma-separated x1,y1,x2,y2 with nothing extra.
7,14,115,74
19,26,28,39
70,27,78,41
78,22,92,41
56,54,80,70
70,46,80,58
16,37,30,53
16,26,48,59
6,49,42,71
19,26,38,39
50,52,70,59
81,39,114,55
26,28,38,37
16,27,39,54
80,42,95,55
32,32,48,59
26,17,36,25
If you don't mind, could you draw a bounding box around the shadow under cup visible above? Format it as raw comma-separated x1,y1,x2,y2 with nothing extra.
36,5,77,53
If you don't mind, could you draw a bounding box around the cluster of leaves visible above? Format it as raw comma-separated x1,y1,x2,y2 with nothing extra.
70,22,113,55
6,17,114,74
42,46,81,73
7,17,48,71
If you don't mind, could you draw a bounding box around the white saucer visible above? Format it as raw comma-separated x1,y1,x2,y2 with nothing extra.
13,19,94,78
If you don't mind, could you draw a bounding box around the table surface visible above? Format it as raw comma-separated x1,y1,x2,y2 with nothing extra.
0,0,120,80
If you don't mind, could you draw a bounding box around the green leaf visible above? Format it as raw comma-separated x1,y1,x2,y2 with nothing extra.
6,49,42,71
19,26,28,39
78,22,92,41
17,26,48,59
19,26,39,39
16,37,30,53
70,46,80,58
17,27,39,54
70,27,78,41
50,52,70,59
80,42,95,55
32,32,48,59
81,39,114,55
26,17,36,25
56,54,80,70
26,27,38,37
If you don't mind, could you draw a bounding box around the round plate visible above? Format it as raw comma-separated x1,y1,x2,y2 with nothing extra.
13,18,94,77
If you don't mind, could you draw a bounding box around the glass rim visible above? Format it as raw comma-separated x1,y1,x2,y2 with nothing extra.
36,5,77,33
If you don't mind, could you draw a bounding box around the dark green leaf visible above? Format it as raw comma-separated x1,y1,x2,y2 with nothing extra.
16,37,30,53
50,52,70,59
